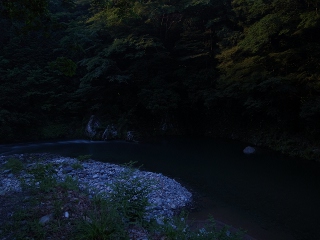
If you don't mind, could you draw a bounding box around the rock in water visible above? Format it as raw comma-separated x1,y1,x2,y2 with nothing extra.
243,146,256,154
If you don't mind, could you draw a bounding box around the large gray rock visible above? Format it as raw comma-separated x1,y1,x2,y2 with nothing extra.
102,125,118,140
243,146,256,154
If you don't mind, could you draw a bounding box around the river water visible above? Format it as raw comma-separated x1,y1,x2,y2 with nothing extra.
1,136,320,240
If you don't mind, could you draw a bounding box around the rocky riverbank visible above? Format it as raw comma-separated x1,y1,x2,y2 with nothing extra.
0,153,251,240
0,153,192,220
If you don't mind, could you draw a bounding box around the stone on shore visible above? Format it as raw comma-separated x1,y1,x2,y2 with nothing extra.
39,214,53,225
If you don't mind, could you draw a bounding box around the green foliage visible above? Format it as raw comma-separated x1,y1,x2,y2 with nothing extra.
1,0,320,158
238,13,285,53
49,57,77,77
4,165,80,239
215,0,320,138
59,175,80,190
77,154,92,161
75,194,129,240
139,79,180,114
41,124,69,139
8,210,47,240
4,157,24,174
297,11,320,30
26,163,58,192
107,162,152,224
152,212,190,239
148,213,245,240
1,0,49,24
71,162,84,170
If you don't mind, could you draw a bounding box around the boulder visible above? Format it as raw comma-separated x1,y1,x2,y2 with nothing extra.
243,146,256,154
102,124,118,140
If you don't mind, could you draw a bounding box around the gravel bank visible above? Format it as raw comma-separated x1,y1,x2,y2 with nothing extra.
0,153,192,220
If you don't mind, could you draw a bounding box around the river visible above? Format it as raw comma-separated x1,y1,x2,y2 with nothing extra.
1,136,320,240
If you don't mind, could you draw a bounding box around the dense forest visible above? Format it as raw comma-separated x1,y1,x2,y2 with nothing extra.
1,0,320,160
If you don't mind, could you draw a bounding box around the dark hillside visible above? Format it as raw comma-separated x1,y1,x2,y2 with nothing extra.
1,0,320,160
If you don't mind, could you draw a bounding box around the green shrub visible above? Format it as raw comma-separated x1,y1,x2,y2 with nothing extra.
187,218,246,240
150,212,190,240
74,194,128,240
107,163,153,224
4,207,47,240
26,163,57,192
4,157,24,174
41,124,68,139
71,162,83,170
146,214,246,239
58,175,79,191
77,155,92,162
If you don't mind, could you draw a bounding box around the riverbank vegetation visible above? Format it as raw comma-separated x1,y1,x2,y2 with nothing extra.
1,0,320,160
1,155,245,239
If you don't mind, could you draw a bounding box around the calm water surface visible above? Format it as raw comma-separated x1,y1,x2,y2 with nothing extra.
1,137,320,240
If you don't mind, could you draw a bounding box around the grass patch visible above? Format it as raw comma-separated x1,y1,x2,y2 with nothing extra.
107,162,152,225
74,194,128,240
24,163,58,192
4,157,24,174
71,162,83,170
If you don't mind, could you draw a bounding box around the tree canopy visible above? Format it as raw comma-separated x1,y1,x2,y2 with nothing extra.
1,0,320,159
